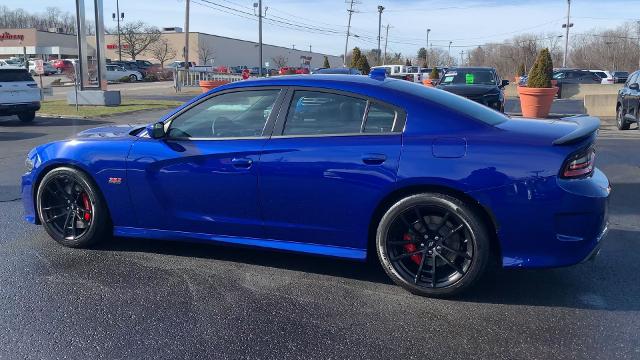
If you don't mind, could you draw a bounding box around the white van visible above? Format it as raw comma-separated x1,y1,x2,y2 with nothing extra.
0,68,41,122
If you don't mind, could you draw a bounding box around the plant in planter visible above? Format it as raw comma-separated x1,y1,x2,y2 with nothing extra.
515,63,525,83
423,67,440,87
517,48,558,118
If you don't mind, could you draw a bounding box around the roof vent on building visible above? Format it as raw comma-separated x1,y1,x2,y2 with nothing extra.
48,27,65,34
162,27,183,33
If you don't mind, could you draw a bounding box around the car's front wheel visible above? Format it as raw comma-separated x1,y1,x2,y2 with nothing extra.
617,106,630,130
129,74,138,82
36,167,111,248
376,193,490,297
18,111,35,122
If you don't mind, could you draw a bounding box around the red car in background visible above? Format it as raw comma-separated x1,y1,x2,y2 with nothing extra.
295,67,310,74
51,59,74,74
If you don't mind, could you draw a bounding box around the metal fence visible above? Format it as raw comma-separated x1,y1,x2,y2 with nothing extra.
174,69,245,92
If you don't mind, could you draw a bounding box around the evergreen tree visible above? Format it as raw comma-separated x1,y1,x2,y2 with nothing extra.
527,48,553,88
323,56,330,68
350,47,362,68
356,55,371,74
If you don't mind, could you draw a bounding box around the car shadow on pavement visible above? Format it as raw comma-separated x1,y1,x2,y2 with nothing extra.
0,116,113,127
0,131,47,141
97,227,639,310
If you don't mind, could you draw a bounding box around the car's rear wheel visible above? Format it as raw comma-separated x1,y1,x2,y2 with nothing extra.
36,167,110,248
129,74,138,82
376,193,490,297
18,111,35,122
617,106,630,130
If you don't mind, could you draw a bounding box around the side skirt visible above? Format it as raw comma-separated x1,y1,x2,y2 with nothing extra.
113,226,367,260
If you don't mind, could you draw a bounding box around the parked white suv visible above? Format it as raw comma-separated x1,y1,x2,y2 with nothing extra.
589,70,614,84
0,68,40,122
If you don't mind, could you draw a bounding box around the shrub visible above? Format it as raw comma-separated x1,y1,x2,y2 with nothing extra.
323,56,330,68
527,48,553,88
356,55,370,75
143,73,158,82
516,63,526,77
118,76,132,83
429,67,439,80
350,47,362,68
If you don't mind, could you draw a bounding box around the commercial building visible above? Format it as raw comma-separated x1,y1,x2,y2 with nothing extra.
0,28,77,60
0,27,343,69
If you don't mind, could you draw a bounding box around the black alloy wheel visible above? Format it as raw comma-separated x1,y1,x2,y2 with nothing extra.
377,193,490,297
36,167,110,248
617,106,630,130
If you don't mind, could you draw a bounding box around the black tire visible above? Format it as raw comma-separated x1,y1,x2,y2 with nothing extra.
617,106,630,130
129,74,138,82
18,111,35,122
376,193,490,297
36,167,111,248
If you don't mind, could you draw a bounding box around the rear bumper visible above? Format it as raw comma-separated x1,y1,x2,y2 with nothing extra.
470,168,610,269
0,101,40,115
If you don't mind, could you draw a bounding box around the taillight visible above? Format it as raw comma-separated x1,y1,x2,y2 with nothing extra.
561,147,595,179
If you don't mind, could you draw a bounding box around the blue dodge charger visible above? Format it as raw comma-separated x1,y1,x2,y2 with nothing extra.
22,70,609,297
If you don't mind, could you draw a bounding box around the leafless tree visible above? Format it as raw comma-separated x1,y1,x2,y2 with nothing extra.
148,38,176,68
271,55,288,68
119,21,161,60
198,43,215,65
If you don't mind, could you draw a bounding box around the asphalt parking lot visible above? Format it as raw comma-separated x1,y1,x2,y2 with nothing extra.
0,108,639,359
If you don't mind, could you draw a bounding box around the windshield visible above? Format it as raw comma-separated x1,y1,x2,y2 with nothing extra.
440,69,496,85
0,69,34,82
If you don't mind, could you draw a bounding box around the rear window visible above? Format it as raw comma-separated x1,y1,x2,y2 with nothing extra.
384,79,508,126
0,69,34,82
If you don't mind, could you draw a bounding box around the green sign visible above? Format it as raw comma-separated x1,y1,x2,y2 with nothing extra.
465,73,474,84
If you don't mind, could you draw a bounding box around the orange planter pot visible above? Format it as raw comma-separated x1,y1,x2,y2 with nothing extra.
517,86,559,119
422,78,434,87
199,80,229,93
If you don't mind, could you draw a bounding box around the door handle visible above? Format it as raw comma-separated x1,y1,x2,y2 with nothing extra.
362,153,386,165
231,158,253,169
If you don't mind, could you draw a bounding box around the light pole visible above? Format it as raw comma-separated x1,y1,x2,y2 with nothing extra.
253,1,265,77
448,41,453,66
184,0,190,69
460,50,464,66
111,0,123,61
383,24,390,65
343,0,356,67
377,5,384,65
562,0,573,68
426,28,431,67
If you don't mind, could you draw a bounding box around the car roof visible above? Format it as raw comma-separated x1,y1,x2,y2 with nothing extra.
445,67,496,71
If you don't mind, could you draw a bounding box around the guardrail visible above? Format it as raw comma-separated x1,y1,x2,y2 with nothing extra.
174,69,245,92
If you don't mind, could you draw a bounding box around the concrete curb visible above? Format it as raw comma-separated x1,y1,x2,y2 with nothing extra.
37,107,172,120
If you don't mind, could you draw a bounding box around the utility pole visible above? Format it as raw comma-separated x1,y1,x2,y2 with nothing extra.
112,0,123,61
460,50,464,66
562,0,572,68
637,20,640,69
426,28,431,67
292,44,296,50
377,5,384,66
184,0,190,69
383,24,390,65
448,41,453,66
343,0,356,67
309,45,312,53
258,0,263,76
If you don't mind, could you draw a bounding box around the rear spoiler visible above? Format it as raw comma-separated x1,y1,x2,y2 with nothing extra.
552,115,600,145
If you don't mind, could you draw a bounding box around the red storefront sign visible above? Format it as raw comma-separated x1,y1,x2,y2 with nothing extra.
0,32,25,41
107,44,129,49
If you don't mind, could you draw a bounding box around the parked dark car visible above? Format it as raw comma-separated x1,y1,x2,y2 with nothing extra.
552,69,602,97
312,67,362,75
110,61,146,78
615,70,640,130
436,67,508,112
250,67,268,75
612,71,629,84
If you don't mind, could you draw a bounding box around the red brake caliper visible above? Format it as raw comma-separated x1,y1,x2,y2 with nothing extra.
81,193,92,221
403,233,423,265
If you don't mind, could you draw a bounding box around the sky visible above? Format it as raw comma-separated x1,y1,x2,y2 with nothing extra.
3,0,637,57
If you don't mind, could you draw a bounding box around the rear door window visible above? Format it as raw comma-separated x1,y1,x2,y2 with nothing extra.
364,103,397,133
283,91,367,135
0,69,34,82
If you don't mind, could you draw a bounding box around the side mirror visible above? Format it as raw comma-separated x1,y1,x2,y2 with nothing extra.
630,83,639,91
500,79,510,88
148,122,166,139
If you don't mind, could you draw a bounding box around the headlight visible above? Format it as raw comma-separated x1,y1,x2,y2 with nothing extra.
25,158,34,172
